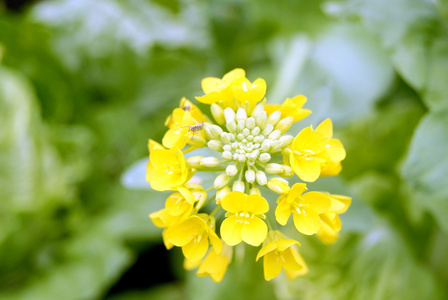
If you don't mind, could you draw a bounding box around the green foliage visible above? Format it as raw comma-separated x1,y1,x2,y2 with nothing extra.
1,0,448,299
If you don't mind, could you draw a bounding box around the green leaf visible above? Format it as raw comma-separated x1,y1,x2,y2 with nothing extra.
400,109,448,231
341,0,448,110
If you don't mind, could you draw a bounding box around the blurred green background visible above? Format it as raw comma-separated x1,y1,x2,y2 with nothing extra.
1,0,448,299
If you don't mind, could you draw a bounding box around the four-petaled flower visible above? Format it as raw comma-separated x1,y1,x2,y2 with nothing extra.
220,191,269,246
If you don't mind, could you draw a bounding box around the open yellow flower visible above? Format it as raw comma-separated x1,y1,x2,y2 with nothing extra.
275,183,330,235
315,119,346,177
288,125,328,182
165,214,222,262
256,231,306,281
265,95,311,123
195,68,246,106
220,191,269,246
197,242,232,283
232,77,266,109
317,194,351,244
146,140,190,191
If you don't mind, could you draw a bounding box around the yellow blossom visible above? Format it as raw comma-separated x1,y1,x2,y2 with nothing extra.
317,194,351,244
231,77,267,109
165,214,222,262
146,140,190,191
197,242,232,282
256,231,306,281
195,68,246,106
265,95,311,123
275,183,330,235
315,119,346,177
287,125,328,182
220,191,269,246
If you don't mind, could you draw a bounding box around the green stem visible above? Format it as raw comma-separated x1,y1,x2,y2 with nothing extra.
210,205,221,217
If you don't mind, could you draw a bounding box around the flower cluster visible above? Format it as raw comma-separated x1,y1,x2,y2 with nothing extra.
146,69,351,282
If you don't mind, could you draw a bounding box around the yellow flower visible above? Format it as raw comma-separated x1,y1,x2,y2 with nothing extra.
146,140,190,191
163,98,208,149
287,124,328,182
149,184,207,228
195,68,246,106
317,194,351,244
315,119,346,177
220,191,269,246
197,242,232,282
265,95,311,123
275,183,330,235
231,77,267,109
256,231,307,281
165,214,222,262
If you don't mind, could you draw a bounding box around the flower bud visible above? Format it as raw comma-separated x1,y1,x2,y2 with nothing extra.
246,117,256,130
281,165,294,177
211,103,225,125
256,111,267,128
245,169,256,183
236,108,248,121
214,174,231,189
260,140,271,152
251,103,264,119
186,156,204,168
268,129,281,140
226,164,238,176
207,140,223,151
275,117,294,133
265,163,283,175
216,186,231,204
226,120,237,132
237,120,246,131
200,157,220,168
243,128,251,137
255,170,267,186
267,177,290,194
251,127,261,136
249,187,261,196
224,107,236,123
279,135,293,147
258,153,271,163
233,180,245,192
189,135,206,147
210,125,224,138
221,132,231,144
222,151,233,160
267,110,281,125
262,123,274,136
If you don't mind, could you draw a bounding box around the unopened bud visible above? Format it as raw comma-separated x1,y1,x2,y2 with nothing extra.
243,128,250,137
251,126,261,136
237,120,245,131
236,108,248,121
216,186,231,204
246,117,256,129
261,140,271,152
245,169,256,183
279,135,293,147
222,151,233,160
226,165,238,176
189,135,206,147
268,129,281,140
208,140,223,151
233,180,245,192
267,177,290,194
267,110,282,125
224,107,236,122
186,156,204,168
275,117,294,133
255,170,267,186
265,163,283,175
221,132,231,144
262,123,274,136
256,111,267,128
214,174,231,189
281,165,294,177
251,103,264,119
226,120,237,132
210,125,224,138
258,153,271,163
249,187,261,195
200,157,220,167
211,103,225,125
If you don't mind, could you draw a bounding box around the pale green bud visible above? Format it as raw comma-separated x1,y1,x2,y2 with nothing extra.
268,129,281,140
245,169,256,183
186,156,204,168
249,187,261,196
275,116,294,133
265,163,283,175
211,103,226,125
246,117,256,130
224,107,236,122
226,165,238,176
200,157,220,167
214,174,231,189
262,123,274,136
226,120,237,132
258,153,271,163
208,140,223,151
236,108,248,121
221,132,231,144
255,170,268,186
267,177,290,194
267,110,282,125
216,186,231,204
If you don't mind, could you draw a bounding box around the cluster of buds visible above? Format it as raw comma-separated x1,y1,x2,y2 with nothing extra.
146,69,351,282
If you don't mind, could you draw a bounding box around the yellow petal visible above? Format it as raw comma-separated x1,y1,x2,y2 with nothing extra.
277,239,301,252
329,194,352,213
275,199,291,226
182,234,209,261
281,95,311,122
222,68,246,83
165,216,206,246
202,77,222,93
220,216,243,246
293,208,320,235
263,251,283,281
177,186,195,205
256,242,278,261
282,248,304,271
243,194,270,215
290,155,321,182
301,192,331,214
208,229,223,254
315,118,333,139
197,247,231,283
221,191,246,213
288,183,307,200
241,217,267,246
292,126,327,154
325,138,346,162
